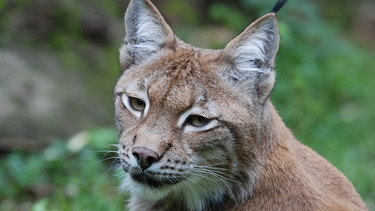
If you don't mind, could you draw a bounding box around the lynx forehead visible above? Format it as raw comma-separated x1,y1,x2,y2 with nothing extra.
114,0,367,210
117,49,226,112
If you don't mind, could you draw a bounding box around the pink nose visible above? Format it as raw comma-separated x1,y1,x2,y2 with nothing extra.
132,147,160,170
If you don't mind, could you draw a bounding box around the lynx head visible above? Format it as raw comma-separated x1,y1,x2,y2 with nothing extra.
115,0,280,209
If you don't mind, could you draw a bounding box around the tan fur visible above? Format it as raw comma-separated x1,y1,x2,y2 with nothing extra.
114,0,367,210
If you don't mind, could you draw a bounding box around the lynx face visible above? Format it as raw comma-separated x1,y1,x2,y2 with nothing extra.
115,49,262,204
115,0,279,209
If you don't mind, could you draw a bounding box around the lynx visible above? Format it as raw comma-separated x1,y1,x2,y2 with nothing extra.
114,0,367,210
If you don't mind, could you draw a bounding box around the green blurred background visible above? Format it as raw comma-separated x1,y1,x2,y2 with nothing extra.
0,0,374,210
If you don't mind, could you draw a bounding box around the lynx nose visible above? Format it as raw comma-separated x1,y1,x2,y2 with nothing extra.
132,147,160,170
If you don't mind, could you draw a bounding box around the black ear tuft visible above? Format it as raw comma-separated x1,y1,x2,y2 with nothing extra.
271,0,287,13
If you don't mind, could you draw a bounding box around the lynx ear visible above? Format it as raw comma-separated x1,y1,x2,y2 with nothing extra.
223,13,279,103
120,0,175,70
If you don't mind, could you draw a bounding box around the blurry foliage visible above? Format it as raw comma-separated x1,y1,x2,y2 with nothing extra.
161,0,199,25
0,0,124,47
0,128,125,211
0,0,374,210
0,0,125,116
209,3,248,31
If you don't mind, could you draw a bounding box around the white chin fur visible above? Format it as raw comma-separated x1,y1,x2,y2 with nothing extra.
121,176,172,201
121,172,227,211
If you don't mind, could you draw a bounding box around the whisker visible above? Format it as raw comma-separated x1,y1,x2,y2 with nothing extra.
96,156,120,164
184,176,206,197
201,169,239,184
195,164,235,174
193,166,243,185
188,171,228,189
102,158,122,174
197,162,228,167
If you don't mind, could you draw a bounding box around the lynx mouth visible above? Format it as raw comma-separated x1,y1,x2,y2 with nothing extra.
130,170,184,188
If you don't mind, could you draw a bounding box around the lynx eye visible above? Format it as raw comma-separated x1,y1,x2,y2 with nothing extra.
187,115,211,127
129,97,146,112
120,93,148,118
